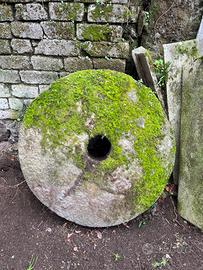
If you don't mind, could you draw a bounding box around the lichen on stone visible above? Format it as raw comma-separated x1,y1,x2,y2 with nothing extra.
23,70,175,214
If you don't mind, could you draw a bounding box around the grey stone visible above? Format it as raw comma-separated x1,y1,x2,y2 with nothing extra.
81,41,129,58
11,22,43,39
15,3,48,20
9,98,24,111
0,23,12,38
12,84,38,98
163,39,201,183
93,58,126,72
0,55,31,69
0,110,18,120
0,4,13,21
11,39,33,54
64,57,93,72
39,85,50,93
49,2,84,21
178,60,203,230
18,70,175,227
88,4,139,23
0,70,20,83
41,21,75,40
35,40,80,56
75,0,128,3
0,40,11,54
76,23,123,42
31,56,63,71
0,84,10,97
0,122,10,142
0,98,9,109
197,16,203,56
20,70,58,84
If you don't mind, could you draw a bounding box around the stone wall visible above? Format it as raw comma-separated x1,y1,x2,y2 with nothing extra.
0,0,140,121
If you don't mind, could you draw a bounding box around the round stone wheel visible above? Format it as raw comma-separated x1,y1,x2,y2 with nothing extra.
19,70,175,227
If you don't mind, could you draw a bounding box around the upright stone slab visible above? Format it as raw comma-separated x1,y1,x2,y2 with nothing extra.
197,16,203,56
164,40,200,183
18,70,175,227
178,60,203,230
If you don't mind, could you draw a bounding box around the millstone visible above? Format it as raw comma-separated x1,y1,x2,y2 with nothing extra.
18,70,175,227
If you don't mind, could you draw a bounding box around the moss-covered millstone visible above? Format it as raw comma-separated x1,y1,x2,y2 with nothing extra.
18,70,175,227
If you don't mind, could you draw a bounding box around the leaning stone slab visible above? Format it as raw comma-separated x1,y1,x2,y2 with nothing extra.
132,46,165,111
178,59,203,230
18,70,175,227
197,16,203,56
163,39,201,183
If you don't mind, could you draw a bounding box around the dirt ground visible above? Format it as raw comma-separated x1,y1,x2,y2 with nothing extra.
0,152,202,270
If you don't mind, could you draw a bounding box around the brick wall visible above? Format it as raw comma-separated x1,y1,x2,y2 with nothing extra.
0,0,140,121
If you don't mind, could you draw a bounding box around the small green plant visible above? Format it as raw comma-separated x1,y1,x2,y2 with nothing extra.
154,59,170,88
152,255,170,268
26,256,37,270
112,252,123,262
143,11,150,27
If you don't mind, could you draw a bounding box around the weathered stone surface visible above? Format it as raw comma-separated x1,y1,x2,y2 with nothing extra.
11,22,43,39
77,23,123,42
20,70,58,84
0,55,31,69
164,39,200,182
0,4,13,21
11,39,33,54
41,21,75,40
93,58,126,72
0,109,18,120
75,0,128,3
64,57,93,72
0,84,10,97
178,60,203,230
19,70,175,227
0,98,9,109
9,98,23,111
81,41,129,58
197,16,203,56
88,4,139,23
35,40,80,56
31,56,63,71
0,122,10,142
12,84,38,98
38,85,50,94
0,69,20,83
0,40,11,54
0,23,12,38
15,3,48,20
49,2,84,21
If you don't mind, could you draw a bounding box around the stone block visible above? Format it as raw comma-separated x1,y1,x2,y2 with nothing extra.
0,84,10,97
81,41,129,58
12,84,38,98
0,109,18,120
11,22,43,39
11,39,33,54
35,40,80,56
64,57,93,72
15,3,48,20
77,24,123,42
39,85,50,93
0,70,20,83
9,98,23,111
0,4,13,21
41,21,75,40
0,55,31,69
20,70,58,84
75,0,128,3
93,58,126,72
0,40,11,54
49,2,84,21
0,98,9,109
197,16,203,56
0,23,12,38
178,60,203,230
31,56,63,71
88,4,139,23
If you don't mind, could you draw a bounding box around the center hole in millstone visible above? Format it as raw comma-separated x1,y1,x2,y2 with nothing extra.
87,135,111,160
